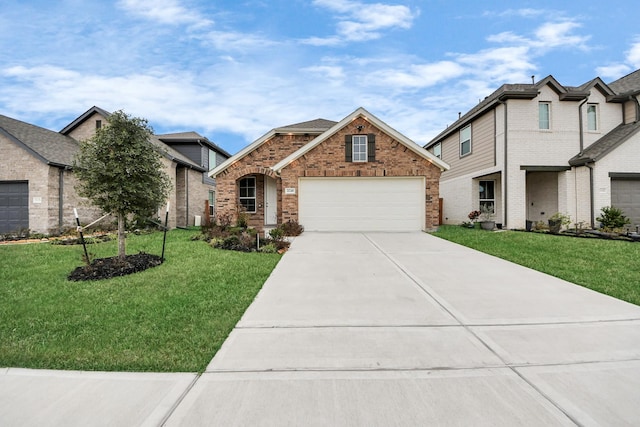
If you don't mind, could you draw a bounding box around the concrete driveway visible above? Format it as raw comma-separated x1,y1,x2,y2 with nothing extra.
3,232,640,426
166,232,640,426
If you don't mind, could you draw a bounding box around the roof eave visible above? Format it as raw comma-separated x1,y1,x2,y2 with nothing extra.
209,129,277,178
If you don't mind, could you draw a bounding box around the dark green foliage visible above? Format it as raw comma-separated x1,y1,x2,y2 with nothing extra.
597,206,631,231
73,111,171,259
281,219,304,236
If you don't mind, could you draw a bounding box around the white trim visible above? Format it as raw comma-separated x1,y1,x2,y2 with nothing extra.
208,130,276,178
272,107,450,173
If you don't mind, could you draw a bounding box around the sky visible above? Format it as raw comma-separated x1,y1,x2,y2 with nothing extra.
1,0,639,155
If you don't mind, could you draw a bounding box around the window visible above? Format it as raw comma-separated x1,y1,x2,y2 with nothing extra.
433,142,442,159
95,120,102,129
460,125,471,157
587,104,598,131
479,180,495,213
239,177,256,212
208,190,215,216
539,102,550,130
208,149,217,171
352,135,367,162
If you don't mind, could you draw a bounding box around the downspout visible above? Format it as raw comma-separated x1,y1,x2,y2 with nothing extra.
58,168,64,233
576,97,588,226
497,99,508,227
577,98,588,155
185,169,189,227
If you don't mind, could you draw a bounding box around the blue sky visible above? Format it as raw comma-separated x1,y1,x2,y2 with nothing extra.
1,0,639,154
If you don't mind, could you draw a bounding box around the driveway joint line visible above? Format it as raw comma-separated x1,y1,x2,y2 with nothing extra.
159,373,201,426
363,233,583,427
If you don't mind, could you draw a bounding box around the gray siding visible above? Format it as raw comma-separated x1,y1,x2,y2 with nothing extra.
440,111,496,180
172,144,203,166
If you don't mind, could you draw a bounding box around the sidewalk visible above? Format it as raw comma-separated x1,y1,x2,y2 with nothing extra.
2,232,640,426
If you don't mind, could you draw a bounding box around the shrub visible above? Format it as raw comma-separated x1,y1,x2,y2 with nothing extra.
269,227,285,241
281,220,304,236
597,206,630,231
236,207,249,228
260,243,278,253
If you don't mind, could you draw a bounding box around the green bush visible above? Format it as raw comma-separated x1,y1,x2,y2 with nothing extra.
597,206,630,231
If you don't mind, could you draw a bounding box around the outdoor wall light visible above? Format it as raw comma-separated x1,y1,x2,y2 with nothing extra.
356,125,364,132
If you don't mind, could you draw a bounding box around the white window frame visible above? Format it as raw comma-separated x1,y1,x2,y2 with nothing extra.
208,149,217,171
479,180,495,213
539,102,551,130
208,190,215,216
433,142,442,159
239,177,256,213
460,125,471,157
352,135,367,162
587,103,598,131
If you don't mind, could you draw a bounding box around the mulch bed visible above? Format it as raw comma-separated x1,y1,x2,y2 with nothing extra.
68,252,163,281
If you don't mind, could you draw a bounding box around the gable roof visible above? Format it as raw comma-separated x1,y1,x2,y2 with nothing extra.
272,107,449,173
425,75,616,149
608,68,640,95
0,114,79,167
209,117,336,178
59,106,111,135
569,120,640,166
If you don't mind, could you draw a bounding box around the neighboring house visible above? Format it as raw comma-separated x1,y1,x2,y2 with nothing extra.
0,106,229,234
0,114,101,234
424,69,640,229
210,107,449,233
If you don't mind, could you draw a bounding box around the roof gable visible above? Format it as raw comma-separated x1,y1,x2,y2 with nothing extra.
0,114,79,167
272,107,449,173
608,68,640,95
60,106,111,135
209,117,335,178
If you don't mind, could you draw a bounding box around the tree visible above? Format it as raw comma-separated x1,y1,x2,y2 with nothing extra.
73,110,171,260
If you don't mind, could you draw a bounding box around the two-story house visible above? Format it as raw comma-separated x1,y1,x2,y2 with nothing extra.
0,106,229,234
424,69,640,230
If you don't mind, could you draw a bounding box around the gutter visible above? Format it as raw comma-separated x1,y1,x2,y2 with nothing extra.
496,99,508,228
577,97,588,155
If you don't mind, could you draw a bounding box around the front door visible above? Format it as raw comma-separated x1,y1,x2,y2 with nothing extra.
264,177,277,225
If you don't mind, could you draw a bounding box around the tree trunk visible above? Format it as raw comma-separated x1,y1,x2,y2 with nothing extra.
118,212,126,261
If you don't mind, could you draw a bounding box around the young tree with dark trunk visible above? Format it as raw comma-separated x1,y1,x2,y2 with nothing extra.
73,110,171,261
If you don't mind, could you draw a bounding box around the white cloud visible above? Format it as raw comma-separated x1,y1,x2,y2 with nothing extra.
594,36,640,80
367,61,465,89
626,37,640,67
304,0,417,44
117,0,212,27
532,20,589,50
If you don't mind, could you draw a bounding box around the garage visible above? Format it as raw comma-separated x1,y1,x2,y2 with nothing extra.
0,181,29,234
611,178,640,227
298,177,425,231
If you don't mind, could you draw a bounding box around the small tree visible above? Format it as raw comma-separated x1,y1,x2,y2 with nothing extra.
73,110,171,260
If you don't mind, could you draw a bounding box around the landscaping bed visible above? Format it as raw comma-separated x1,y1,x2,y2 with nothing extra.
0,229,281,372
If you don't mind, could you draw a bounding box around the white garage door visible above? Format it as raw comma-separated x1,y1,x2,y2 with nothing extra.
611,179,640,227
299,177,425,231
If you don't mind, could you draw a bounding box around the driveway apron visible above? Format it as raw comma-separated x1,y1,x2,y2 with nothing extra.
166,232,640,426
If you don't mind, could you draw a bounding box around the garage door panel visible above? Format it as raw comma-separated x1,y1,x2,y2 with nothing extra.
611,179,640,226
299,178,424,232
0,181,29,233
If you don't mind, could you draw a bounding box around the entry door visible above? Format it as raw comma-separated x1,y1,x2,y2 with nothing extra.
264,177,278,225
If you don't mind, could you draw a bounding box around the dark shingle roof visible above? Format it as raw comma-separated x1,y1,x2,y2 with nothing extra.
569,121,640,166
157,131,232,158
0,114,79,167
60,106,111,135
608,69,640,95
276,118,338,132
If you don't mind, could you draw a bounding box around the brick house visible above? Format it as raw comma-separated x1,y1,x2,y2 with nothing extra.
210,107,449,233
424,69,640,229
0,107,229,234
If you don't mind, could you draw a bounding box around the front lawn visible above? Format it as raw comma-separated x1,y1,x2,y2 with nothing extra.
0,229,280,372
432,225,640,306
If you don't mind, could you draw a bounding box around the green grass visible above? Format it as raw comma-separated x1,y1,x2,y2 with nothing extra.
431,225,640,306
0,229,281,372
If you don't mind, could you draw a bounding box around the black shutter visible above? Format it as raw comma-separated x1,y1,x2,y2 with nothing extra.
367,134,376,162
345,135,352,162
